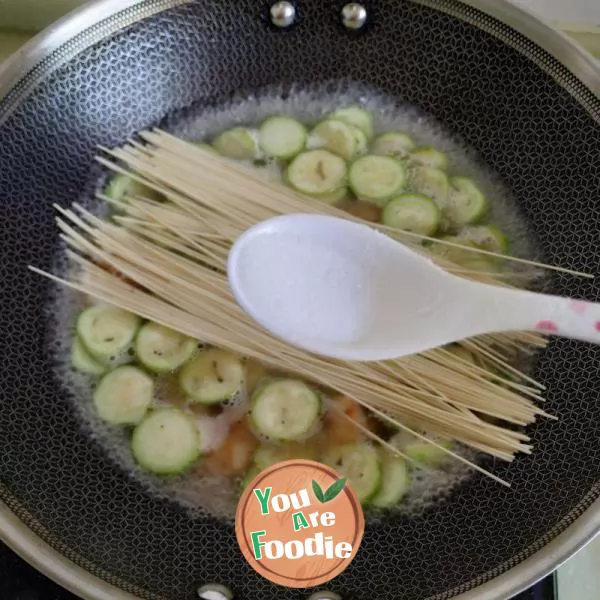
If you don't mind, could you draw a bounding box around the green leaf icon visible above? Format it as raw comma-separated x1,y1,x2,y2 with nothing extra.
312,480,325,503
323,477,347,502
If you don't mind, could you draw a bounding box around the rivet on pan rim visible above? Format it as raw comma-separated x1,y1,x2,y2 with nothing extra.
197,583,234,600
341,3,368,30
307,592,342,600
270,1,296,28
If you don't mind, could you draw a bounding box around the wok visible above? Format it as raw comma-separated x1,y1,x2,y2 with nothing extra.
0,1,599,599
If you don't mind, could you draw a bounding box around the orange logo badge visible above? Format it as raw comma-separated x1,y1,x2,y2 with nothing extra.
235,459,364,588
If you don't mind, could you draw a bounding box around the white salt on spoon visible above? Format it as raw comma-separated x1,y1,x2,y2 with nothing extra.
228,214,600,361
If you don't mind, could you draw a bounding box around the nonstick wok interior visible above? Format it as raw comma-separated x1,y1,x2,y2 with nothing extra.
0,1,599,599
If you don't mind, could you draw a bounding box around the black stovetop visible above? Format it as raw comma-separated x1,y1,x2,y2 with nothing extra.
0,542,556,600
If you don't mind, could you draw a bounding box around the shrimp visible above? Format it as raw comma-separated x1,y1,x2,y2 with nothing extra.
203,418,259,476
323,395,373,446
336,199,382,223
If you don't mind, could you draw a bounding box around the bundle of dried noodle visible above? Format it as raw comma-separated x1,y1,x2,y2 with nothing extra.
33,129,576,486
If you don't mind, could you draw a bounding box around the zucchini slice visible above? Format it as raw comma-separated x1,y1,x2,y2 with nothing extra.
381,193,441,236
372,132,416,159
409,167,450,209
259,116,307,159
310,119,362,161
105,173,163,203
76,305,141,362
409,147,449,170
350,125,369,156
428,235,480,265
456,255,499,273
371,451,411,507
93,365,153,425
135,322,197,373
323,442,381,503
250,379,321,441
132,408,201,475
71,336,108,376
313,187,349,206
349,155,407,206
212,127,260,160
446,177,488,226
458,225,509,254
286,149,347,196
390,431,452,468
179,348,245,404
329,106,374,140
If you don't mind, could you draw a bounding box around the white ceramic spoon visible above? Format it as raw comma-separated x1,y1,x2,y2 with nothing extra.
227,213,599,361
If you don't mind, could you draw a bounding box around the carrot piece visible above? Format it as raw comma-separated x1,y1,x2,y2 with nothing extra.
323,395,370,445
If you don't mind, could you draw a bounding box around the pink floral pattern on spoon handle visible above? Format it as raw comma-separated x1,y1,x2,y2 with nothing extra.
530,298,600,343
570,300,588,315
535,320,558,332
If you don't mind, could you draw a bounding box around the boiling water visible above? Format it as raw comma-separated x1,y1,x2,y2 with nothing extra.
48,82,541,521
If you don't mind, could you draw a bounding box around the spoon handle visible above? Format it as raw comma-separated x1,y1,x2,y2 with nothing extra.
463,281,600,346
527,295,600,344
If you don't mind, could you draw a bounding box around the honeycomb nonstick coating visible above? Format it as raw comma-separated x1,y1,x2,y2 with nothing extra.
0,1,599,599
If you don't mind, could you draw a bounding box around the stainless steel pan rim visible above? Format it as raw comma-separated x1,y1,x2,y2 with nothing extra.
0,0,598,598
1,493,599,600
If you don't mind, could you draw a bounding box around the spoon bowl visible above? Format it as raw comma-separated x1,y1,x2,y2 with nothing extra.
228,214,600,361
